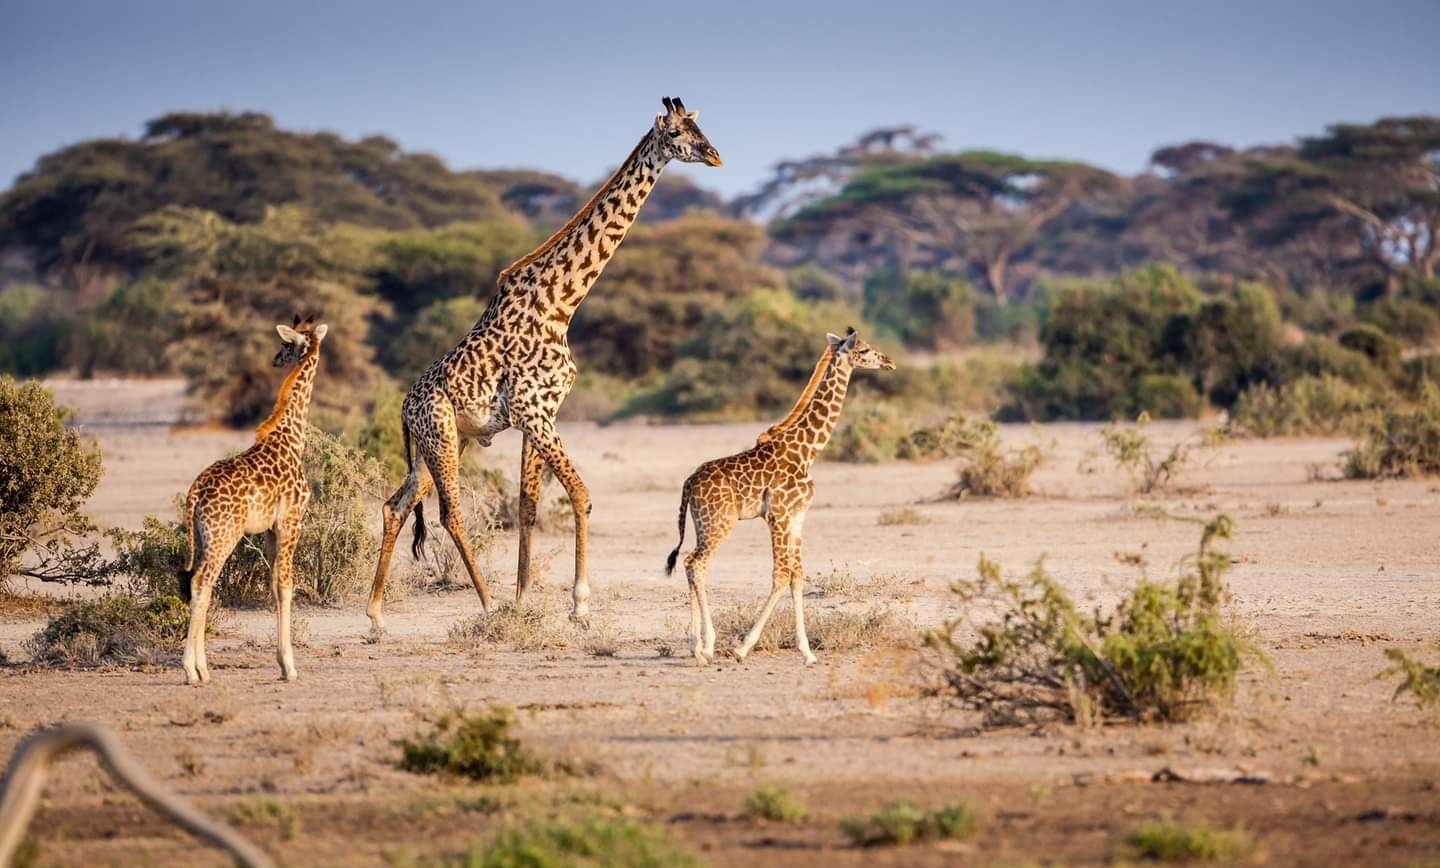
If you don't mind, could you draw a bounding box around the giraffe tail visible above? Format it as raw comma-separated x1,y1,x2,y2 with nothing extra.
177,492,200,604
664,475,693,576
405,417,428,559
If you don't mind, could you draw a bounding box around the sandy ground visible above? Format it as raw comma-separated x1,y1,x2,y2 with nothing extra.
2,380,1438,866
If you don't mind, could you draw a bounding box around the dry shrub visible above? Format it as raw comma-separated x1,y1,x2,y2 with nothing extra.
26,594,190,668
877,507,929,526
1089,414,1226,495
829,407,1008,464
447,603,572,652
940,418,1046,499
1342,384,1440,479
714,602,916,655
744,785,808,823
925,515,1263,727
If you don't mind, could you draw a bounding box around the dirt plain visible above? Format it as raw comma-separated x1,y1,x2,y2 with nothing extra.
1,379,1438,866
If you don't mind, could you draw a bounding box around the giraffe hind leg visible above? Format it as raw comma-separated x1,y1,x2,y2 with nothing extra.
426,429,493,613
368,462,434,635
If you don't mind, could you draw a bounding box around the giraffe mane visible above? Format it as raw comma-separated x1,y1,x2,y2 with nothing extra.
498,133,652,283
756,342,837,444
254,341,316,441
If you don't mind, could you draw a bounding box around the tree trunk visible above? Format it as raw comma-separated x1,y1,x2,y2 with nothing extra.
985,255,1011,306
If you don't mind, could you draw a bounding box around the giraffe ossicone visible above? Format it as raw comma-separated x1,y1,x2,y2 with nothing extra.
179,316,328,685
367,97,723,635
664,330,895,665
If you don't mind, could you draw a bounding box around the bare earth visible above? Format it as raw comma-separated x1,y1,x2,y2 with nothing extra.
2,380,1438,866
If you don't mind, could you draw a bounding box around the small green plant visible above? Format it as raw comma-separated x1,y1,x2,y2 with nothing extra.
1378,645,1440,711
744,785,808,823
25,594,192,667
941,417,1046,499
926,515,1262,726
397,707,543,784
409,817,701,868
1342,384,1440,479
840,800,980,847
1092,413,1226,495
1125,818,1253,862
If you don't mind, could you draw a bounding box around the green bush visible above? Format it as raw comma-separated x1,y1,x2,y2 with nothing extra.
1278,335,1391,393
925,515,1262,726
1125,819,1254,862
744,785,808,823
1362,297,1440,345
0,377,103,585
63,280,178,376
1132,374,1204,419
422,818,701,868
621,291,870,420
1091,414,1227,495
1338,323,1404,377
26,594,190,667
840,800,980,847
381,296,487,382
862,269,976,348
1401,354,1440,399
1229,375,1381,437
1343,385,1440,479
397,707,543,783
370,218,534,316
0,284,66,375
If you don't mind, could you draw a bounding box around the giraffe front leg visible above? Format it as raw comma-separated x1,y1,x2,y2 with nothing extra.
789,539,816,665
515,434,544,604
273,505,305,682
516,413,591,623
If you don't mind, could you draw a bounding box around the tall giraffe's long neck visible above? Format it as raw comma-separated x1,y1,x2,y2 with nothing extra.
255,347,320,456
788,357,855,466
499,130,668,324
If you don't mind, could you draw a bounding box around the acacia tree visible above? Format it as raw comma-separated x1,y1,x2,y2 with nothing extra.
777,151,1118,304
1227,117,1440,292
127,206,389,423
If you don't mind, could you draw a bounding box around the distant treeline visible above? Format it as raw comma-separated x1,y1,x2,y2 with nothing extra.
0,111,1436,426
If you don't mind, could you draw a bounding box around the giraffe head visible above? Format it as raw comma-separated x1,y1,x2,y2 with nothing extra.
655,96,722,167
827,328,895,372
272,315,328,367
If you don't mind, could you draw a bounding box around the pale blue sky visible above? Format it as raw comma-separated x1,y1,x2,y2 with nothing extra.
2,0,1437,197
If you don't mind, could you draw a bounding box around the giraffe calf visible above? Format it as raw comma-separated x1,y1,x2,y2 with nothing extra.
178,317,327,686
664,330,894,665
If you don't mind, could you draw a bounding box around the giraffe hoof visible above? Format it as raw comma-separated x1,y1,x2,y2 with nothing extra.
569,613,591,630
803,655,818,666
730,647,748,662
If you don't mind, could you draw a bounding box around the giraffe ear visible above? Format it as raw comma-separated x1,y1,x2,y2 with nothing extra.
311,323,329,341
276,324,302,343
840,331,859,352
826,332,844,347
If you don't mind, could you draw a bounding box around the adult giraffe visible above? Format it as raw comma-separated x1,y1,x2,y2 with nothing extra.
368,97,722,632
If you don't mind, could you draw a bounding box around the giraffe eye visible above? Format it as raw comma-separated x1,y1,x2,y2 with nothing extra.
668,129,681,138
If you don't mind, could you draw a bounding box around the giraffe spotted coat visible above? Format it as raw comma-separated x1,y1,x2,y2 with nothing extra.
665,330,895,664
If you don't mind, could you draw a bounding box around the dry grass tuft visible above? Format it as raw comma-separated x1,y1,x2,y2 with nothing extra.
713,602,916,656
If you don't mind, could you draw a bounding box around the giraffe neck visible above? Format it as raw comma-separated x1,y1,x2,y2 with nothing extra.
781,356,854,466
497,129,668,324
758,344,836,444
254,346,320,456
